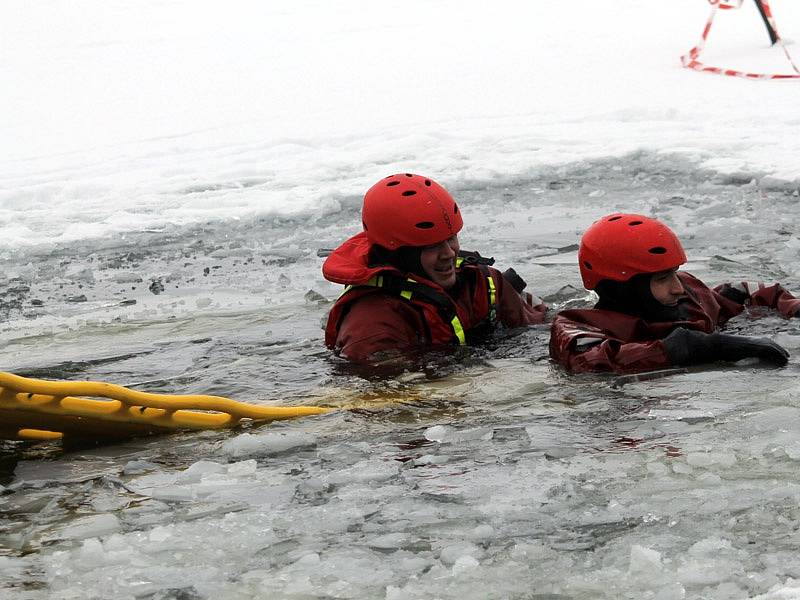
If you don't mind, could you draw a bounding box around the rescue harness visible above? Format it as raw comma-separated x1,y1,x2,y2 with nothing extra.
336,251,499,346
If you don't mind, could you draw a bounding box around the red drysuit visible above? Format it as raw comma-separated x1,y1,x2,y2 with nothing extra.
549,272,800,374
324,232,546,364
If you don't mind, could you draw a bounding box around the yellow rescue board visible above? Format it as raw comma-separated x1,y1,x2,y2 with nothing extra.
0,371,330,442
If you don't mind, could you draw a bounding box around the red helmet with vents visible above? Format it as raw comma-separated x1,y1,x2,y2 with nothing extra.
578,213,687,290
361,174,463,249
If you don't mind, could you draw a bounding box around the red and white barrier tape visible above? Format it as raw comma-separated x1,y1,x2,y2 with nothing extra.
681,0,800,79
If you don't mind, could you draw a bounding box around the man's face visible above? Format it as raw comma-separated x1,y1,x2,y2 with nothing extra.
650,268,685,306
420,235,459,289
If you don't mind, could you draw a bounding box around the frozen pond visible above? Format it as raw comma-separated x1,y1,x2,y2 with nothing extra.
3,154,800,599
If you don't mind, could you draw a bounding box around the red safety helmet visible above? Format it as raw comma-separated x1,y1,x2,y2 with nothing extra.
361,174,463,249
578,213,687,290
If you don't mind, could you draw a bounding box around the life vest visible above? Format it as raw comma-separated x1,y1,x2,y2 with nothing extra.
324,251,499,350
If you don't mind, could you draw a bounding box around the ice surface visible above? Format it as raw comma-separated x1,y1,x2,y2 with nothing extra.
452,554,480,575
2,1,800,254
423,425,493,443
754,580,800,600
122,459,160,475
629,544,663,574
175,460,227,483
439,542,483,566
219,431,316,458
55,514,121,541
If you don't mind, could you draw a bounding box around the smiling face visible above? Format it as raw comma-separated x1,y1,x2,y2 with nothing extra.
649,268,686,306
420,235,460,289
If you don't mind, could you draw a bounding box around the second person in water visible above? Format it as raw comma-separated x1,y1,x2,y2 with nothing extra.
550,213,798,373
323,173,547,365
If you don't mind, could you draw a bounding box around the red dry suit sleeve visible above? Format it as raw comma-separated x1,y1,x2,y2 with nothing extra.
491,268,547,327
333,294,425,364
549,312,672,374
713,281,800,319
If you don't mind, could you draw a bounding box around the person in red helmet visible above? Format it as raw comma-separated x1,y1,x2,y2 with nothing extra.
323,173,546,365
549,213,798,374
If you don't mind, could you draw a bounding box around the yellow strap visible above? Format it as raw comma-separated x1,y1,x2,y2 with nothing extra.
400,276,464,344
400,277,417,300
450,316,466,345
487,275,497,307
341,275,384,297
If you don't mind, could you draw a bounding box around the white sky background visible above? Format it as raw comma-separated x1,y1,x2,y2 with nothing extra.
1,0,799,247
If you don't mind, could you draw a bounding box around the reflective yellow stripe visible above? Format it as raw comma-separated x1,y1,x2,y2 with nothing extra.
451,316,466,345
487,275,496,306
341,275,384,298
401,277,415,300
456,257,464,268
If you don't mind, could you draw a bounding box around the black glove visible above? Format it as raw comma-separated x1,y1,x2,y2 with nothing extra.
716,284,749,305
502,267,527,294
663,327,789,367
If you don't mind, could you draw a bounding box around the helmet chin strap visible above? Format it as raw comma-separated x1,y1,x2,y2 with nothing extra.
594,274,686,322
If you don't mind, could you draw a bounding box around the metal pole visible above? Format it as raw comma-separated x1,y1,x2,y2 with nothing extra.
754,0,778,45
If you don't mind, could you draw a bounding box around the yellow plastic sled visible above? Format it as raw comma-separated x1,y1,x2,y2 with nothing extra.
0,371,329,443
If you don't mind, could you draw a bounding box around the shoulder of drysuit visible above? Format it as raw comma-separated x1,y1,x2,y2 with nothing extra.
678,271,744,302
677,271,702,285
551,308,652,342
678,271,748,323
677,271,715,293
